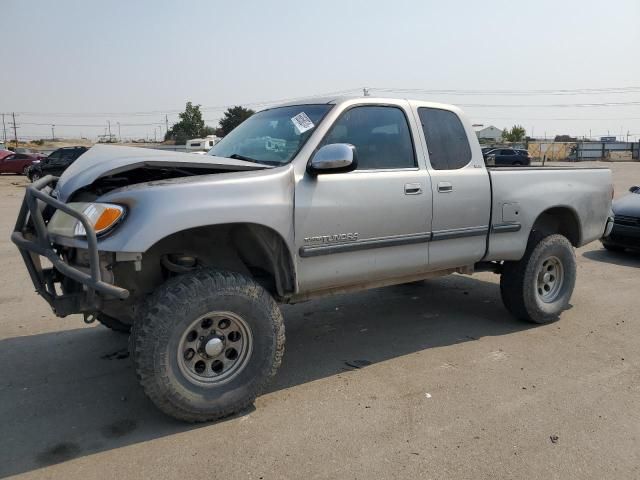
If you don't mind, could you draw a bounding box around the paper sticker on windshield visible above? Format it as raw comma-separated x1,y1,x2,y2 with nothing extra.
291,112,315,135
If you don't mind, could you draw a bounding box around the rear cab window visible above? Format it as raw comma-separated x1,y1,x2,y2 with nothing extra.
417,107,472,170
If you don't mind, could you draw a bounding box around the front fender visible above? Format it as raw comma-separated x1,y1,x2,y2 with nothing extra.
95,166,295,254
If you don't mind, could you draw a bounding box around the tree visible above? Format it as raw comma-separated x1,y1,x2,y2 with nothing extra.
165,102,208,144
502,125,526,143
217,106,255,137
201,125,217,136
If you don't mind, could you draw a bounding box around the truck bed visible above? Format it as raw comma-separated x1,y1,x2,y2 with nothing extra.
485,166,612,261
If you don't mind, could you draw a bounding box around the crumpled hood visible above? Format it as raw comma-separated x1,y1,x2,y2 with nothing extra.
55,144,267,202
613,191,640,217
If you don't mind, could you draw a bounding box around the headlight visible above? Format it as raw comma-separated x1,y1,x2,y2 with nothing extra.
47,202,126,238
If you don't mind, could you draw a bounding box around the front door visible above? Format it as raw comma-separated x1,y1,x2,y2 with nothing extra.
295,104,432,292
415,106,491,269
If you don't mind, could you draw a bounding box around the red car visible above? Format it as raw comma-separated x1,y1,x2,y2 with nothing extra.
0,151,40,175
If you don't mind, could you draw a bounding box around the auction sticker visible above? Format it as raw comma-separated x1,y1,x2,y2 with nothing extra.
291,112,315,134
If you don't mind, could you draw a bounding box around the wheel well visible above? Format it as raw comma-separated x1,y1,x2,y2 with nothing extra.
531,207,581,246
116,223,296,300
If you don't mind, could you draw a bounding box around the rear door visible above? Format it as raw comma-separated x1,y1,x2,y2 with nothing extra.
415,106,491,269
294,103,432,292
496,149,516,165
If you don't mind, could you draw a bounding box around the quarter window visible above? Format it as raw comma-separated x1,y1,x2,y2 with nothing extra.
322,106,416,170
418,107,472,170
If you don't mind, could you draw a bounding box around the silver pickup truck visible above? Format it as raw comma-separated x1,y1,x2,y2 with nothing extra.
12,96,613,422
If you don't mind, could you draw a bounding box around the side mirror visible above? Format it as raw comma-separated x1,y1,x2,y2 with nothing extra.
307,143,357,175
630,186,640,193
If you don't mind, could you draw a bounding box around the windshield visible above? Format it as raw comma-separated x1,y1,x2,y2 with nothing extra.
208,104,332,165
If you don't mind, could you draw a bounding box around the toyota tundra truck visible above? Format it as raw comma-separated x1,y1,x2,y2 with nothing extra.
11,96,614,422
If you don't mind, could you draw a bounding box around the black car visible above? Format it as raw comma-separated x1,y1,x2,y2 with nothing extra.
28,146,88,182
485,148,531,166
602,186,640,252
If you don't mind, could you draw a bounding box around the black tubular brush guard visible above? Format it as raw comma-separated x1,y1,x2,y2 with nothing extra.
11,175,129,316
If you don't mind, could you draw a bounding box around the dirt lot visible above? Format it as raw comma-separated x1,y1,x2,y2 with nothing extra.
1,162,639,480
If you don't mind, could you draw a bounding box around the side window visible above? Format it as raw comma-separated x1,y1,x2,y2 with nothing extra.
502,150,515,156
62,149,78,161
48,150,62,161
418,107,472,170
322,106,416,170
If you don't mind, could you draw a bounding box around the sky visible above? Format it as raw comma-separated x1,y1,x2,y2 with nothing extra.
2,0,640,142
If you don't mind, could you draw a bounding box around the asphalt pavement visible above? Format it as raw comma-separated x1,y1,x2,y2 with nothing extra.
0,162,639,479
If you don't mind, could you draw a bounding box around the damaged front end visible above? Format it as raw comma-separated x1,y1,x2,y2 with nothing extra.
11,175,129,317
11,145,292,320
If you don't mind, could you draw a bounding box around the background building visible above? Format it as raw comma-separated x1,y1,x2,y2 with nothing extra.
475,125,502,142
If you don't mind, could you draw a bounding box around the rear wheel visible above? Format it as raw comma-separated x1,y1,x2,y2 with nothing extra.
131,269,285,422
500,234,576,324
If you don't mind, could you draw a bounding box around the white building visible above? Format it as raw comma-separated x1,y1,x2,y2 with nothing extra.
475,125,503,142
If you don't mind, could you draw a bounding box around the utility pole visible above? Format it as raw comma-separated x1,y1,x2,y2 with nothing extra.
51,124,55,140
2,113,6,143
154,127,157,143
363,87,370,97
117,122,121,142
165,114,169,134
107,120,112,141
12,112,18,148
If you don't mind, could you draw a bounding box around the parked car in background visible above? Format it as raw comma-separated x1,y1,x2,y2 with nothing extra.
485,148,531,166
9,147,45,160
481,146,496,156
27,146,88,182
0,152,40,175
601,186,640,252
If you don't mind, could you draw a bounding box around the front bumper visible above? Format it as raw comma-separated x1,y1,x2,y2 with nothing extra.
601,214,640,250
11,175,129,316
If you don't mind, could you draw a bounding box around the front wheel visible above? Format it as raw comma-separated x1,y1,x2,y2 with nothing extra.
131,269,285,422
500,234,576,324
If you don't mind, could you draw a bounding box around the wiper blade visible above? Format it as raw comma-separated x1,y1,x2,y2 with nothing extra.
229,153,258,162
228,153,276,168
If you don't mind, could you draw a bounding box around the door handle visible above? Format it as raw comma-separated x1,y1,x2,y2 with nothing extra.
404,183,422,195
437,182,453,193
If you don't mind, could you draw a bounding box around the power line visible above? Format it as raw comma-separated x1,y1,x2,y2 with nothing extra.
19,122,165,127
10,88,362,117
458,101,640,108
370,86,640,96
478,116,640,121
